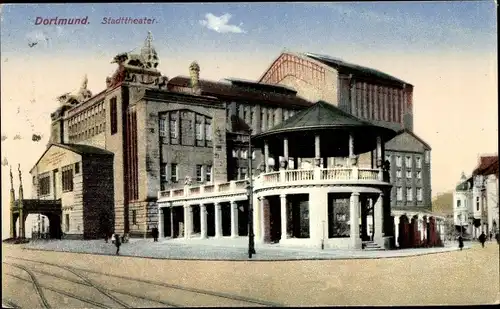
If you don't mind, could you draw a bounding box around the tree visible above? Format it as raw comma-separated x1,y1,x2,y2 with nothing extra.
443,214,457,242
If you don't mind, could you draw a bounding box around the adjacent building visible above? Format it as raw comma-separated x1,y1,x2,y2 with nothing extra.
453,155,499,238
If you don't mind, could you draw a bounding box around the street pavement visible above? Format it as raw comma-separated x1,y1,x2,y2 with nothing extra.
19,236,471,260
2,241,499,307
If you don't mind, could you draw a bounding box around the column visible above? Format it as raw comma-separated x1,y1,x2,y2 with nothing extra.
374,193,384,243
183,204,189,239
350,77,356,116
200,204,207,239
394,216,399,247
264,141,270,172
170,203,174,238
215,203,222,238
314,135,321,166
280,194,287,241
230,201,238,238
349,133,355,163
260,197,266,242
283,137,289,164
376,136,382,167
350,192,361,249
158,208,164,238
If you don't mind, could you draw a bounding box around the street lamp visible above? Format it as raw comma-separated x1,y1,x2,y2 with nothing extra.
246,129,256,258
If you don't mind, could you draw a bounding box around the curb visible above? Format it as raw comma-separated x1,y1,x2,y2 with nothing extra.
15,245,470,262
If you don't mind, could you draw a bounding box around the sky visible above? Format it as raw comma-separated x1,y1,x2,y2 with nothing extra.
1,2,497,238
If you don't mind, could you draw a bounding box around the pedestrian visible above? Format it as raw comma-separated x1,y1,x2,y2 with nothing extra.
114,234,121,255
152,226,159,242
489,232,493,241
104,233,108,243
478,232,486,248
496,233,500,245
458,235,464,251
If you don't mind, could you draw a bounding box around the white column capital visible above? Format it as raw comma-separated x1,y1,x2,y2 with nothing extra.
351,192,360,197
280,194,287,199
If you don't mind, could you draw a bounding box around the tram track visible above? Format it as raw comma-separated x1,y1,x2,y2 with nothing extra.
4,265,178,307
3,262,51,309
4,272,111,309
5,255,282,307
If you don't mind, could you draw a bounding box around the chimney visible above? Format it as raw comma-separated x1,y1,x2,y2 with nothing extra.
189,61,201,94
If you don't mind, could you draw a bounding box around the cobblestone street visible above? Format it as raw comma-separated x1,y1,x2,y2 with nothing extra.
3,242,499,306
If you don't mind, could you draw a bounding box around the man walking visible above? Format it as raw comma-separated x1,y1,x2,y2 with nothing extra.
152,226,159,242
114,234,121,255
478,232,486,248
458,235,464,251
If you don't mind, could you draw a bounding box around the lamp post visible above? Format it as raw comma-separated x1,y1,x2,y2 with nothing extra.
246,129,256,258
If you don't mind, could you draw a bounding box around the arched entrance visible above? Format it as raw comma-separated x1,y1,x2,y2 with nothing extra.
10,199,62,240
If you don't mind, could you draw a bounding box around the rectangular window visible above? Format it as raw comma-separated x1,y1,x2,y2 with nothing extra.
65,214,70,232
206,165,212,183
425,151,430,163
396,169,402,178
406,156,412,168
396,187,403,201
417,171,422,179
416,156,422,169
240,149,248,159
396,156,402,167
205,119,212,141
39,175,51,196
132,210,137,225
160,163,168,191
406,170,412,179
196,165,203,182
417,188,423,201
62,165,74,192
159,117,167,137
232,149,239,158
385,154,391,162
240,167,248,180
195,117,203,141
74,162,80,174
110,97,118,135
476,197,480,211
170,112,178,139
171,163,178,182
457,199,461,208
406,188,413,201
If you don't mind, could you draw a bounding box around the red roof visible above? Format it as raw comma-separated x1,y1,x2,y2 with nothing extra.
167,76,313,108
473,156,499,176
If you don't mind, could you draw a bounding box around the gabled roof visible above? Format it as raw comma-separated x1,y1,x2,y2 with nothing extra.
30,143,113,173
473,156,499,176
394,129,432,150
254,100,396,139
167,76,312,108
304,53,411,86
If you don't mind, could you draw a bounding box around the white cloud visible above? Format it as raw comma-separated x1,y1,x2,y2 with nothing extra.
199,13,246,34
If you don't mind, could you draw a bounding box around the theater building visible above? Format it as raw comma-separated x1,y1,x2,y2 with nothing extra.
19,32,443,246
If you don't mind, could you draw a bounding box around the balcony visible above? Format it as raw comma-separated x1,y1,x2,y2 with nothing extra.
157,167,387,202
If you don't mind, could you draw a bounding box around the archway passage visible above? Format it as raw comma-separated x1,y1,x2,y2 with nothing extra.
10,199,62,240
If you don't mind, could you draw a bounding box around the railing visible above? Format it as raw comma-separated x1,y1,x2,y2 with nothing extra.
321,168,351,180
263,171,280,184
157,167,385,200
286,169,314,182
157,180,248,200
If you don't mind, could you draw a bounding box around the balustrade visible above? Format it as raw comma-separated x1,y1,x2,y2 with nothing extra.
157,167,385,201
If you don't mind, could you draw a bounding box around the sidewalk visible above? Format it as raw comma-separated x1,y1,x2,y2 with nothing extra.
19,237,471,261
